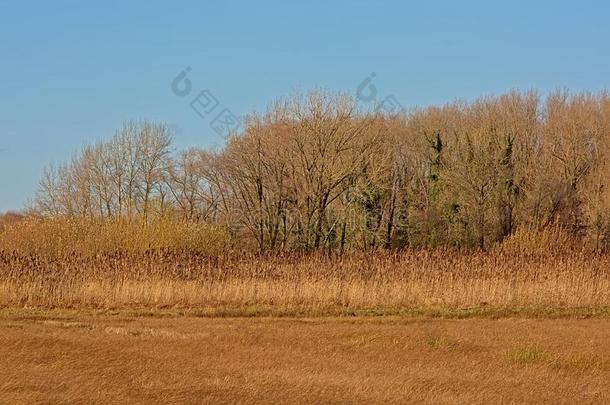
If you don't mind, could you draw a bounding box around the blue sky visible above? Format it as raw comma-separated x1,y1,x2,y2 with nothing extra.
1,0,609,211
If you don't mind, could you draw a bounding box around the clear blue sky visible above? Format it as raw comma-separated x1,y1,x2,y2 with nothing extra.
1,0,609,212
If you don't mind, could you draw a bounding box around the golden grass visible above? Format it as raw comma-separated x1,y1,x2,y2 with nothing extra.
0,217,231,259
1,314,608,404
0,219,608,316
507,343,547,365
1,249,609,316
2,221,609,403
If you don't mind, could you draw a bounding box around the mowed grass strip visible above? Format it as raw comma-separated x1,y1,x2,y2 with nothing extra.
1,316,608,404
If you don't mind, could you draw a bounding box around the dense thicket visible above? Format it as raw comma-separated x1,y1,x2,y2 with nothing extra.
29,90,610,252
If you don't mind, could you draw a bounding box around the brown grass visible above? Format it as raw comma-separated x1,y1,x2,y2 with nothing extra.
1,313,608,404
0,217,231,258
1,218,607,315
1,249,609,316
0,220,605,314
2,221,609,403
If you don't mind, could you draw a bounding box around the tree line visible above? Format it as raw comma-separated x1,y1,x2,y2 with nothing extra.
32,90,610,252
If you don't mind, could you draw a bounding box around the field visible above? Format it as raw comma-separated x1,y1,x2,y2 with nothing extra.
1,311,609,404
1,248,609,404
2,224,610,404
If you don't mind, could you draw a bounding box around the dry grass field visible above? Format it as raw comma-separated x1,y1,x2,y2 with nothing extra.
2,225,610,403
1,312,609,404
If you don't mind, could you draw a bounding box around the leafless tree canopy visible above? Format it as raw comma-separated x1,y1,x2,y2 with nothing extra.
31,90,610,252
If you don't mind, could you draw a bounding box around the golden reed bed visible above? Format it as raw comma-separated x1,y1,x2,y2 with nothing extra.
1,250,608,315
